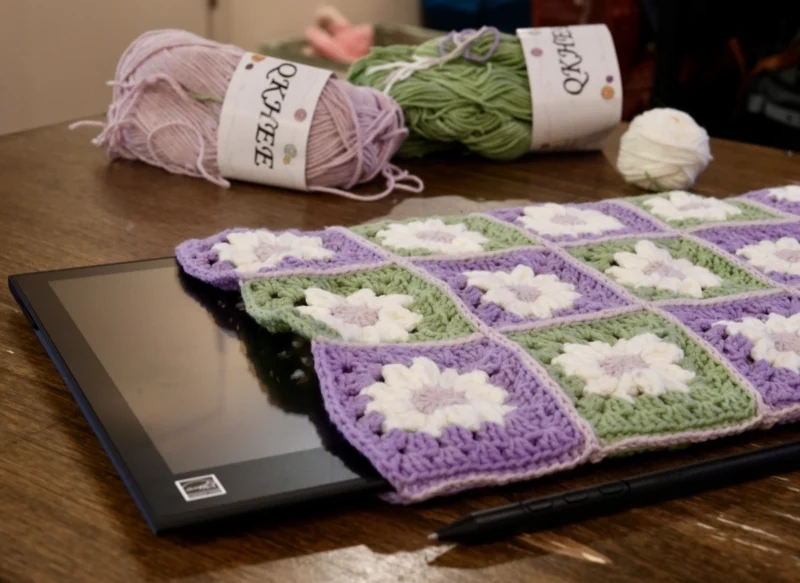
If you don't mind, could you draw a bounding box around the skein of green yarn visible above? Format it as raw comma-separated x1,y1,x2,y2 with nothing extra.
346,29,532,161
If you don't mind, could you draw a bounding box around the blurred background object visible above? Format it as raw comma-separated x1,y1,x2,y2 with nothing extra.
1,0,797,151
421,0,531,34
215,0,422,64
645,0,800,151
303,6,376,65
262,5,438,76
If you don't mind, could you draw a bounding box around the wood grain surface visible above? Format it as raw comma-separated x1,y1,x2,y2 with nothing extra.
1,122,799,583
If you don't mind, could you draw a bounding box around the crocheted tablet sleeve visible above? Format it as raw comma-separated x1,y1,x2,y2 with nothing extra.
177,185,800,503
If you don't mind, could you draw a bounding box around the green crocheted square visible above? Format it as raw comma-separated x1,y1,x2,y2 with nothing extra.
241,264,475,342
626,194,779,229
350,215,538,257
567,236,771,300
507,310,758,446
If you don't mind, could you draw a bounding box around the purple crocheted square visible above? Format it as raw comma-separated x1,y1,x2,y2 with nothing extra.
413,248,631,327
664,294,800,418
694,221,800,285
175,228,385,291
488,201,666,243
312,336,589,502
739,187,800,216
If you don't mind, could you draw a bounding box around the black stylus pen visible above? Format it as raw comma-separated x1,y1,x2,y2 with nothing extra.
430,440,800,544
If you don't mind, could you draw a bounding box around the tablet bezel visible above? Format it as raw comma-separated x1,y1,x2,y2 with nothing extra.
8,258,387,534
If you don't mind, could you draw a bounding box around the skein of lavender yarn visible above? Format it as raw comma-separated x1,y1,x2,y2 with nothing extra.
73,29,422,200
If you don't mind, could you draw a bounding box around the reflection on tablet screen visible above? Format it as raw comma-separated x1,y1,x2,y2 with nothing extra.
51,267,324,474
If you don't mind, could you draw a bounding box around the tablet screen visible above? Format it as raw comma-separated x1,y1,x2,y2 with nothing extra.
51,267,323,474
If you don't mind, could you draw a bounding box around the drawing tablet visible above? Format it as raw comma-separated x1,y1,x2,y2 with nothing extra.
9,258,387,534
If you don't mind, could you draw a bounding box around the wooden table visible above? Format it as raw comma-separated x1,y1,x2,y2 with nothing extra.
1,122,799,583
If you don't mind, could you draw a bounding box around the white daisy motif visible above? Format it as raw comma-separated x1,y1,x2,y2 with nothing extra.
213,230,334,273
361,357,516,437
296,288,422,344
736,237,800,276
375,219,488,255
643,191,742,222
606,240,722,298
464,265,581,318
552,333,696,402
715,313,800,373
517,203,625,236
768,185,800,203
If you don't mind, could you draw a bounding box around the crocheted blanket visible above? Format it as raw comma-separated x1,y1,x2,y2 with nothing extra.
177,185,800,503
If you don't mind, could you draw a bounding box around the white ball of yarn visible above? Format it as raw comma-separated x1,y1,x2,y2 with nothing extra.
616,108,712,192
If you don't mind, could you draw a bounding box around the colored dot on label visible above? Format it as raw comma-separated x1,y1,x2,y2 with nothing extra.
284,144,298,158
283,156,292,165
531,48,543,57
294,109,307,122
251,54,265,62
606,75,614,83
245,63,254,70
601,85,615,100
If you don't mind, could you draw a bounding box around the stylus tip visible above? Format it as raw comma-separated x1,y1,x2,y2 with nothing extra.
427,533,438,541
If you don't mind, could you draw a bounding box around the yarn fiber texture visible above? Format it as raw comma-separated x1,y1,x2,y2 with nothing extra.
346,30,533,160
74,29,421,200
616,108,713,192
177,184,800,502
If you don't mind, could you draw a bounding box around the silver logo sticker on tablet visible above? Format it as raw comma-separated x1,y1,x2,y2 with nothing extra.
175,474,227,502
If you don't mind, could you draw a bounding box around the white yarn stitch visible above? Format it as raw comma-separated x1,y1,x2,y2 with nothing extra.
616,108,712,192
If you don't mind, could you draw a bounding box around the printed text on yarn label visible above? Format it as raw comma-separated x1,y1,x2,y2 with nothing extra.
517,25,622,151
217,53,332,190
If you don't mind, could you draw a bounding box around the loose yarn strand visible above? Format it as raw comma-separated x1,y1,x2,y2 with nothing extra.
366,26,500,95
309,164,423,201
72,70,231,187
147,121,229,187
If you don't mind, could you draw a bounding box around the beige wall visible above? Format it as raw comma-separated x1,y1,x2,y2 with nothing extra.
0,0,208,135
0,0,421,136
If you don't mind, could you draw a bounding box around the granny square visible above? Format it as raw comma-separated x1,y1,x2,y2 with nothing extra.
488,200,666,243
507,309,760,453
567,236,771,301
312,336,591,502
240,264,476,343
176,185,800,503
349,214,537,257
664,293,800,422
694,221,800,285
413,247,631,328
176,227,385,290
625,191,780,229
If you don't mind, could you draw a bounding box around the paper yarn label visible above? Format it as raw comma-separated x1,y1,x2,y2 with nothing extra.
217,53,333,191
517,25,622,152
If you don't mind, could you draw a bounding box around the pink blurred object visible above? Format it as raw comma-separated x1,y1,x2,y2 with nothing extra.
304,6,374,64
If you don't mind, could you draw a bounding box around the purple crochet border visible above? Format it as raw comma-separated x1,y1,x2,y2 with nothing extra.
737,187,800,217
175,226,387,290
